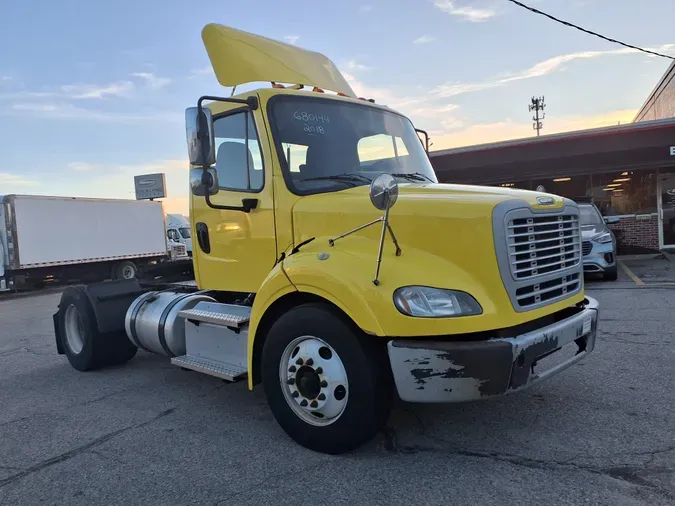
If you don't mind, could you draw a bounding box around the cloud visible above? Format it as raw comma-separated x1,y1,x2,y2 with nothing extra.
7,101,181,123
358,5,373,13
428,108,638,151
284,35,300,45
0,172,36,187
68,162,94,172
60,81,135,99
188,66,213,79
341,72,423,110
430,43,675,98
433,1,497,22
131,72,171,89
346,59,371,72
413,35,435,45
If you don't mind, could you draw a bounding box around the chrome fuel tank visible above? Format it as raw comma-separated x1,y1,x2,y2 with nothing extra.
125,291,216,357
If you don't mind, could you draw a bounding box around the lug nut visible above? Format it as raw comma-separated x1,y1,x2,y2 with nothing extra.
289,366,296,373
292,391,299,398
300,399,308,407
320,380,328,388
306,358,314,366
296,358,303,366
315,367,323,374
287,378,295,385
310,400,318,408
318,393,326,401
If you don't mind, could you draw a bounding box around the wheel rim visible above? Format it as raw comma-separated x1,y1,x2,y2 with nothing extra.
64,305,85,354
122,266,134,279
279,336,349,427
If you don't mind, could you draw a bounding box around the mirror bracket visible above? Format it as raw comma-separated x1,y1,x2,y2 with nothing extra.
327,173,401,286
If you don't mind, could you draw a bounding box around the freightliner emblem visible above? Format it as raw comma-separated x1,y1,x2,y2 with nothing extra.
537,196,555,205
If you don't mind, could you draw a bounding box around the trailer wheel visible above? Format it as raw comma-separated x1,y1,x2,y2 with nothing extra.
113,261,138,280
261,302,393,454
57,285,137,371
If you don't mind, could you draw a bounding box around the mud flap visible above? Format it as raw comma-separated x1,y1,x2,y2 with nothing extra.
53,310,64,354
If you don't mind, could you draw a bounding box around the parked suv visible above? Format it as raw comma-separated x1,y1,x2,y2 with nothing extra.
579,202,619,281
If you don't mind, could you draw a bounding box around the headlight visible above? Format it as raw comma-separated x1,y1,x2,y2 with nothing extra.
393,286,482,318
594,232,613,244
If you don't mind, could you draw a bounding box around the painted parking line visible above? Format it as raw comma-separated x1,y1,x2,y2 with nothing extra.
618,260,645,286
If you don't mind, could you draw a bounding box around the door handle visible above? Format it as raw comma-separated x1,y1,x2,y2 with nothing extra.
196,222,211,254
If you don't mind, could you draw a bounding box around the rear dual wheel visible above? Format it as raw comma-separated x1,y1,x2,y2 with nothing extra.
58,285,138,371
261,303,393,454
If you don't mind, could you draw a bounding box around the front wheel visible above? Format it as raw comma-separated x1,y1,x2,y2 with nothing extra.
261,302,393,454
603,265,618,281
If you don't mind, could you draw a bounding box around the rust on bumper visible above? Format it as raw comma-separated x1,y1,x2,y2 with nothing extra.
386,296,599,403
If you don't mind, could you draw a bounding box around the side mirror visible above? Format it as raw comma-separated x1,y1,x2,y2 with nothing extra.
190,167,219,196
185,106,216,167
604,216,620,224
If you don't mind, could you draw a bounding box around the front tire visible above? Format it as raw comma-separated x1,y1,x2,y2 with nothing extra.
261,302,393,454
603,265,618,281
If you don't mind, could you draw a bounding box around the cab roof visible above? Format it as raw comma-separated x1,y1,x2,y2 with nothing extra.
201,24,356,98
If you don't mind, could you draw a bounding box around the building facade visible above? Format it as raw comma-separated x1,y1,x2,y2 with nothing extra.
429,64,675,255
634,61,675,122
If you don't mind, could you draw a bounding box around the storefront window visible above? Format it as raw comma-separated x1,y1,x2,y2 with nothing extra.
589,170,657,216
531,175,591,200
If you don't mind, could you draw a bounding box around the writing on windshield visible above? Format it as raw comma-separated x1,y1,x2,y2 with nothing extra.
272,96,437,194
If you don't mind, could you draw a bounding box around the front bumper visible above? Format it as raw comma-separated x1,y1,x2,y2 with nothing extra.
387,296,599,403
583,241,615,273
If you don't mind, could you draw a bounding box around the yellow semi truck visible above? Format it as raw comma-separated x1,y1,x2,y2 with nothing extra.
53,24,599,454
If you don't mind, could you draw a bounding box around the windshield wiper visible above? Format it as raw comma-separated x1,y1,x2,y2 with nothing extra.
299,173,372,186
390,172,435,182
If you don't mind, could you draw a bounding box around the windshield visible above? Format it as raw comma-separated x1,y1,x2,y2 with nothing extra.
270,95,438,194
579,204,604,226
179,227,191,239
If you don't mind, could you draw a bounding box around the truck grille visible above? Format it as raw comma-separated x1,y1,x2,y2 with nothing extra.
582,241,592,256
494,203,583,312
508,214,581,280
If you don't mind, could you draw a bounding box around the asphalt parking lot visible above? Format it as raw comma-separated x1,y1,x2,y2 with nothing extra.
1,275,673,505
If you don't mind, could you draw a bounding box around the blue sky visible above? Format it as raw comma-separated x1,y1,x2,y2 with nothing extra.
1,0,674,214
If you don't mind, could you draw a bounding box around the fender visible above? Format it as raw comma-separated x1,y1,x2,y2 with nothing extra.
246,251,387,390
247,261,297,389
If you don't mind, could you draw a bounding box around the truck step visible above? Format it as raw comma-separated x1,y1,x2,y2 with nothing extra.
171,355,248,382
178,301,251,329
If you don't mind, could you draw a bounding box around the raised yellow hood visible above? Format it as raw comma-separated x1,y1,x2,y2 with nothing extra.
201,24,356,97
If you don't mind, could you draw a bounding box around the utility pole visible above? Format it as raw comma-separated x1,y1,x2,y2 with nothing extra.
529,96,546,136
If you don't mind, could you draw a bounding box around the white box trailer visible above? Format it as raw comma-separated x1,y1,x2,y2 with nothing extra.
0,194,185,291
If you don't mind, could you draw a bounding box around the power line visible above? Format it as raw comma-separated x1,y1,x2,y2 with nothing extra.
505,0,675,61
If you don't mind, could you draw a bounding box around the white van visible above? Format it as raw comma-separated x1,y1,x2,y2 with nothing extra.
165,214,193,257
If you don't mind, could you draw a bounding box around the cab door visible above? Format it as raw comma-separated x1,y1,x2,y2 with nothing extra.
190,101,277,293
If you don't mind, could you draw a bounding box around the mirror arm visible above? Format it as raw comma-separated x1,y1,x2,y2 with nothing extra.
415,128,430,153
195,94,259,213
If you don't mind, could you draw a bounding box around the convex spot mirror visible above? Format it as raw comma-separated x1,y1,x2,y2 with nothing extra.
369,173,399,211
190,167,219,196
185,106,216,167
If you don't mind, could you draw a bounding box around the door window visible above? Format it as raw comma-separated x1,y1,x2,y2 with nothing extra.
213,111,264,192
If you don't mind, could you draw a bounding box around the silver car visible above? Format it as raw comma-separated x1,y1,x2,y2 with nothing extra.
579,202,619,281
